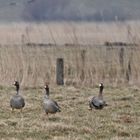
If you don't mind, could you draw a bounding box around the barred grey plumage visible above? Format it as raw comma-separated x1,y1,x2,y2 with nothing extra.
43,84,61,115
89,83,106,109
10,81,25,111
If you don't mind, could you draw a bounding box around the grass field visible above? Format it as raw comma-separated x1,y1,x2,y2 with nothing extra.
0,85,139,140
0,21,140,45
0,21,140,87
0,21,140,139
0,44,140,87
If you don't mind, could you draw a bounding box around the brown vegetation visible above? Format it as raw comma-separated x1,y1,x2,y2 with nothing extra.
0,22,140,87
0,21,139,139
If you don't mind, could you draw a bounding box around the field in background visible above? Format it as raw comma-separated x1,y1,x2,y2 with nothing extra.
1,21,140,45
0,21,140,86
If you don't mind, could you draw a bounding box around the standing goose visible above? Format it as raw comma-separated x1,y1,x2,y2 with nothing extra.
89,83,106,110
43,84,61,115
10,81,25,112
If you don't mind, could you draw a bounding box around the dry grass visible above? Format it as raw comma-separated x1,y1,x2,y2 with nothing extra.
0,85,140,140
0,21,140,45
0,22,140,86
0,21,140,139
0,44,140,87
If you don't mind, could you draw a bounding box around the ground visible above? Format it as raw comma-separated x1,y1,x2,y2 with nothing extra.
0,85,140,140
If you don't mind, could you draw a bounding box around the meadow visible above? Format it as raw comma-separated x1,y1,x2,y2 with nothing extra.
0,85,140,140
0,21,140,139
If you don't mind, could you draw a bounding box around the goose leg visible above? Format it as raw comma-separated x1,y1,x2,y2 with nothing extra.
45,112,49,119
88,107,92,111
88,102,93,110
11,108,14,112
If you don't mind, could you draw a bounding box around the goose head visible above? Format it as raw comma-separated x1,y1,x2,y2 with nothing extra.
99,83,104,93
44,84,49,96
14,81,20,93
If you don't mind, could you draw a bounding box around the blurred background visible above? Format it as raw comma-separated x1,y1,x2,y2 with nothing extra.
0,0,140,22
0,0,140,87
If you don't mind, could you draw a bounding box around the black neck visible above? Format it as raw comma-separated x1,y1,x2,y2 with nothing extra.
98,86,103,99
16,85,19,94
99,86,103,94
45,88,49,96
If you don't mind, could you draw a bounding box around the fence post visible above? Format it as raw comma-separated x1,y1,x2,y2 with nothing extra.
56,58,64,85
119,47,124,74
80,49,86,81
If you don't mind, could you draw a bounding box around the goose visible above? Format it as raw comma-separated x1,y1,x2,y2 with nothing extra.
10,81,25,112
43,84,61,115
89,83,106,110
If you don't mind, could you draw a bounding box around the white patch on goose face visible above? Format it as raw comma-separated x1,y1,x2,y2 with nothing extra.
99,83,102,87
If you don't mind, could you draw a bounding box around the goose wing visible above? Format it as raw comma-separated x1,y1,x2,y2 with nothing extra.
90,97,104,109
43,98,61,113
52,100,61,112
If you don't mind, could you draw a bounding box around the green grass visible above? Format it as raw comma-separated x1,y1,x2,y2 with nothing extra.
0,86,140,140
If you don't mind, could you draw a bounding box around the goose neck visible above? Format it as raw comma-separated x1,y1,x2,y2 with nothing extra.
16,85,20,95
45,88,49,96
98,87,103,99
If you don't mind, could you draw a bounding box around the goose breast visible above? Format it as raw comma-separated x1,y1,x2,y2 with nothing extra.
10,95,25,109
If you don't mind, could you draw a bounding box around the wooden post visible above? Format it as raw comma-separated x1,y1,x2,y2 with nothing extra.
80,50,86,81
56,58,64,85
119,47,124,74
